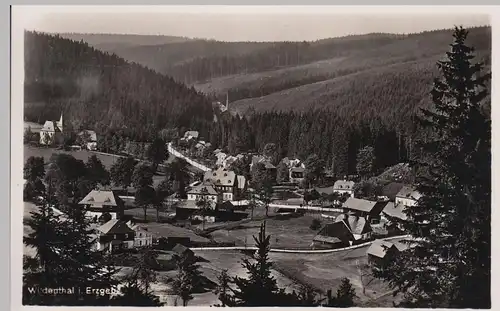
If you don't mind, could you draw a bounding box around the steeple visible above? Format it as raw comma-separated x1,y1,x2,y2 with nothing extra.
57,112,63,131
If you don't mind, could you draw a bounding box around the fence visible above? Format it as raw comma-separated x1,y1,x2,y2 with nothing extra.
190,234,410,254
269,203,343,213
167,143,212,172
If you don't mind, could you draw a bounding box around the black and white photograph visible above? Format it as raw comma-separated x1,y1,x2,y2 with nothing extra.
12,5,491,308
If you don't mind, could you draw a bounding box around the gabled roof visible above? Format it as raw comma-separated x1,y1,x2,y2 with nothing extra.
172,243,193,255
366,240,398,259
333,180,355,191
204,168,236,187
78,190,124,208
396,185,422,201
382,202,408,220
315,221,354,244
218,200,235,211
342,197,377,213
336,214,372,235
187,183,219,196
98,219,134,235
382,182,405,201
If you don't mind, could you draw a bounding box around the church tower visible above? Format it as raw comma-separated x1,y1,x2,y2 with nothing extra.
56,113,63,132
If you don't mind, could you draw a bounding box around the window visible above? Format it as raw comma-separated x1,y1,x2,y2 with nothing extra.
139,240,142,246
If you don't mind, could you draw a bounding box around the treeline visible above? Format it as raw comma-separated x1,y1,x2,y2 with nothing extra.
166,34,406,84
165,26,490,85
207,110,419,177
24,31,215,139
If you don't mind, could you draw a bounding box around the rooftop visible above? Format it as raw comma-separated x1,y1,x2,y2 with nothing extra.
396,185,422,201
333,180,355,190
382,202,408,220
78,190,124,208
315,221,354,243
97,219,134,235
366,239,398,259
335,214,372,235
204,168,237,187
342,197,377,213
187,183,219,196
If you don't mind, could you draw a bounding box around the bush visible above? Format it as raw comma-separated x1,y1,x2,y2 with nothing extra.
310,218,322,230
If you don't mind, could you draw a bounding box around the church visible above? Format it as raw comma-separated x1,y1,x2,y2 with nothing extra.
39,113,63,146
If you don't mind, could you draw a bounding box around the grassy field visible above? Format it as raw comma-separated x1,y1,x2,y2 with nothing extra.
269,239,405,306
24,145,121,169
23,145,167,188
209,213,332,249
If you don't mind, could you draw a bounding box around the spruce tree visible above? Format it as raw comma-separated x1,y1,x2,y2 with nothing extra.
373,26,491,308
112,248,163,306
219,222,304,306
171,252,203,306
23,188,118,305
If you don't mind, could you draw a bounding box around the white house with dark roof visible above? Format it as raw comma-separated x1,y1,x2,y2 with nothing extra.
126,221,154,248
186,183,219,207
395,185,422,207
94,219,135,252
78,190,125,221
333,180,355,198
203,168,244,201
39,113,63,145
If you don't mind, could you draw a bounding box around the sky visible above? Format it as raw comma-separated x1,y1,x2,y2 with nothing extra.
15,6,491,42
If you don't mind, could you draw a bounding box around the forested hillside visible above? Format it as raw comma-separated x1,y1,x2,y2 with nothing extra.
59,32,193,51
204,27,490,103
24,31,215,141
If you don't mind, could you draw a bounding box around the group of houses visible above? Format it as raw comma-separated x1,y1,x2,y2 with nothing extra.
313,184,421,249
178,130,213,156
37,113,97,150
177,167,248,222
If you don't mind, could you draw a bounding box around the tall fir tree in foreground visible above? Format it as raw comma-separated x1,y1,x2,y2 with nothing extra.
215,222,313,306
373,26,491,308
111,249,163,306
23,187,118,305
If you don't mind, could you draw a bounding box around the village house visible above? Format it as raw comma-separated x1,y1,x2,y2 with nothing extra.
250,155,276,171
366,239,409,267
381,201,408,222
333,180,355,198
186,183,220,206
126,221,154,248
335,214,373,241
39,113,63,146
203,168,244,201
312,221,354,248
342,197,387,223
78,190,125,222
172,243,195,259
395,185,422,207
77,130,98,151
93,219,135,253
